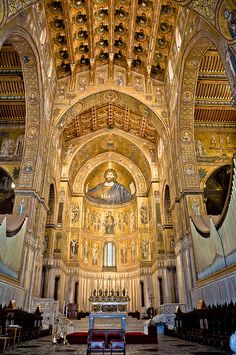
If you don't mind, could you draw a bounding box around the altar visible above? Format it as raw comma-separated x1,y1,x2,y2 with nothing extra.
89,312,127,331
88,288,130,313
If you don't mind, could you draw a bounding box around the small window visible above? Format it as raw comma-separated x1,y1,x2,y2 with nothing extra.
103,242,116,271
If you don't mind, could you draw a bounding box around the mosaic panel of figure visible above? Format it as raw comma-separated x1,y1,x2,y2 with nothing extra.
218,0,236,41
85,164,135,206
79,239,103,266
140,235,150,261
0,130,25,161
83,202,137,237
194,130,236,161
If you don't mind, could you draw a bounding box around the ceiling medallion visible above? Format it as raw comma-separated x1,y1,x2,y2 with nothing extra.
96,22,109,35
26,126,40,140
134,29,146,41
181,89,194,104
76,11,87,24
101,91,119,103
22,160,36,174
96,8,109,21
159,21,171,34
138,104,150,116
26,90,40,105
155,52,164,61
180,129,193,143
49,1,63,14
101,137,119,150
69,102,83,117
22,55,35,67
73,0,85,8
184,164,197,176
160,4,173,17
115,7,129,21
136,12,148,27
185,57,200,70
138,0,152,11
157,37,168,49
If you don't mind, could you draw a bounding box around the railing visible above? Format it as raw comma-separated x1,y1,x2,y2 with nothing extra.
31,297,59,330
158,303,187,315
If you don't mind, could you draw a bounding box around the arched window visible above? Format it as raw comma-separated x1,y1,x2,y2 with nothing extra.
46,184,55,225
164,185,172,225
103,242,116,268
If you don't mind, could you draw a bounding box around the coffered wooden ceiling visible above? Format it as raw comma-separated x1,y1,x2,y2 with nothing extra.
63,102,157,143
195,46,236,125
0,42,25,124
45,0,178,80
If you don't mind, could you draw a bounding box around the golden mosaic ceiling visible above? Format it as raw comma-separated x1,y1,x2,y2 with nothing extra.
45,0,178,80
0,42,25,124
195,46,236,125
63,102,157,143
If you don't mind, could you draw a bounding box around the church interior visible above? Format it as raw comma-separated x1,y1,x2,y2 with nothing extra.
0,0,236,353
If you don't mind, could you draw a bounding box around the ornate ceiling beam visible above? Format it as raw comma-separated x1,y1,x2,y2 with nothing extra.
92,106,97,131
87,0,95,60
198,74,227,79
127,0,138,60
124,107,129,132
195,103,235,109
0,75,23,82
108,102,113,128
108,0,115,54
0,100,25,104
74,116,81,137
62,0,75,66
197,79,229,85
139,116,147,138
146,0,161,67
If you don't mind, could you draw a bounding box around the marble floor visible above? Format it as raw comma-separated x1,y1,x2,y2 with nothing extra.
2,335,229,355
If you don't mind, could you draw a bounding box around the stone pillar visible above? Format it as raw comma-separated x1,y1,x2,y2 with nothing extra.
23,246,36,311
165,266,177,303
42,265,52,298
175,236,193,309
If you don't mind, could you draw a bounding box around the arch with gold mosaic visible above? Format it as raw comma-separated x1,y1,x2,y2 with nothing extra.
0,26,44,214
177,32,228,190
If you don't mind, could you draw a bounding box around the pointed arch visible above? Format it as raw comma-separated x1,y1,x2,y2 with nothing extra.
177,31,232,191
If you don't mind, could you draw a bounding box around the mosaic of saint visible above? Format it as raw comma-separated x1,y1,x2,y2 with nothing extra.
218,0,236,40
86,168,134,205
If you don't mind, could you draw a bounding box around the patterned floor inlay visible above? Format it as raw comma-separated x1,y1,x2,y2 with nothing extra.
2,335,228,355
